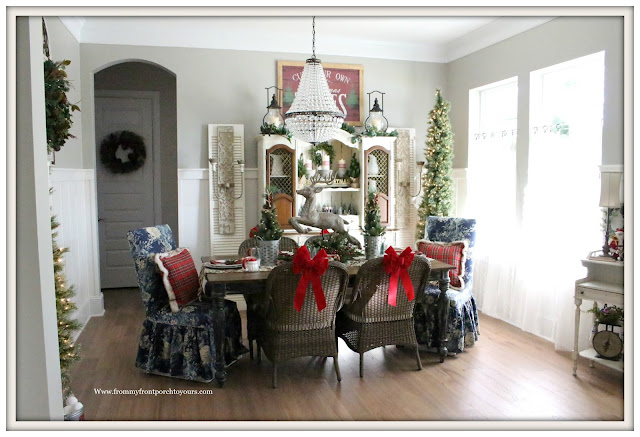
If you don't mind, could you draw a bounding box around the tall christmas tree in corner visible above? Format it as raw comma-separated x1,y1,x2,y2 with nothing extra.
51,215,82,398
416,89,454,239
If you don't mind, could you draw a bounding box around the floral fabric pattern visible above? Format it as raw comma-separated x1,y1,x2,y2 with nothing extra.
413,216,479,353
128,225,247,382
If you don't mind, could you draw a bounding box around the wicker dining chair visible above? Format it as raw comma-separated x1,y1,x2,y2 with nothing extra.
236,236,299,360
237,236,299,257
254,261,349,388
336,255,431,377
279,236,299,252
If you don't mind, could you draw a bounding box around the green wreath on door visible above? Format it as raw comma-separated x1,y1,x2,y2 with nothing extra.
99,130,146,174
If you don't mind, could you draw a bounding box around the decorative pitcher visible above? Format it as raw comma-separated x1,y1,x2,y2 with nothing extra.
368,154,379,176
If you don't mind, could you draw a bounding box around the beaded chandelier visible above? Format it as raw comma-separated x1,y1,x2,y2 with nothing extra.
285,17,344,144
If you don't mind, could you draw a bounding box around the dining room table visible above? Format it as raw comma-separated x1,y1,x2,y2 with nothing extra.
199,255,455,387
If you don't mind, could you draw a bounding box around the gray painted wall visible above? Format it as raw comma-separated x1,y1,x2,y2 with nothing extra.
94,62,179,238
446,16,624,168
43,17,83,169
79,44,447,171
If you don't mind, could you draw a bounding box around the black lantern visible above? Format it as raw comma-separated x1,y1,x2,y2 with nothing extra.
263,86,284,129
365,90,389,132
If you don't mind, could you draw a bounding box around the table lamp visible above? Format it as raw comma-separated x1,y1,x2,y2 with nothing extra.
599,169,622,257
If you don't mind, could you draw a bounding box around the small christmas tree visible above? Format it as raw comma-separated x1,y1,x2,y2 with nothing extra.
362,191,386,237
51,216,82,399
416,89,454,239
256,186,284,241
346,153,360,179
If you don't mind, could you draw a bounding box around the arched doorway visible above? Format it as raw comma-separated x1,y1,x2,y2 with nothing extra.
94,61,177,289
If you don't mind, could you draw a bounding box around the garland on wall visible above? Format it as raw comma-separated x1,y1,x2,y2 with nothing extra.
99,130,147,173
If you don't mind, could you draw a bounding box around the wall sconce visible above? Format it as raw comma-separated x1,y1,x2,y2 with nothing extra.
263,86,284,129
365,90,389,132
209,157,245,200
398,161,426,198
599,168,623,257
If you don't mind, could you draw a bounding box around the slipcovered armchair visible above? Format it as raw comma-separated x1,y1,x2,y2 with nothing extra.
127,224,247,382
413,216,479,355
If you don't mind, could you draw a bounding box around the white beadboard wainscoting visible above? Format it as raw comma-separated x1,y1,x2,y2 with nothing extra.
178,168,259,311
50,168,104,335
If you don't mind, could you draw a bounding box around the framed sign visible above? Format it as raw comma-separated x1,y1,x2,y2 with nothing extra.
277,61,365,126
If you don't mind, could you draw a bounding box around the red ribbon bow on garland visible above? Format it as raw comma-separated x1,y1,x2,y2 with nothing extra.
383,246,415,307
292,246,329,312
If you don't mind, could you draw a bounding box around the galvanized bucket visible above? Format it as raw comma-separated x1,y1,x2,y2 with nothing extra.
365,236,383,259
258,238,280,266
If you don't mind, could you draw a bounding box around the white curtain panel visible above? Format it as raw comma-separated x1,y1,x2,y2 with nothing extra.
471,51,605,351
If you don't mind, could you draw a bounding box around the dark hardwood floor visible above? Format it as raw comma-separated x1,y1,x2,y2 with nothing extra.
69,288,625,423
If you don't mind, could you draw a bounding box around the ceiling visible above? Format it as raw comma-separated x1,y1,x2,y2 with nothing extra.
60,15,554,63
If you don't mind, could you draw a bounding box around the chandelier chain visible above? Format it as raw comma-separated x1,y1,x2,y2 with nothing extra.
312,16,316,58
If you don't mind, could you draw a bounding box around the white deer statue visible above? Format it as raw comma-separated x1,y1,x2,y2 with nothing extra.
289,174,362,248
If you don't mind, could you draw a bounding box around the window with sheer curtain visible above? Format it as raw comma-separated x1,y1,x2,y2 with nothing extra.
468,51,605,351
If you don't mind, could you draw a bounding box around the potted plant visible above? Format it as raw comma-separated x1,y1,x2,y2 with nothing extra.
346,153,360,188
362,190,386,259
255,186,283,266
588,303,623,326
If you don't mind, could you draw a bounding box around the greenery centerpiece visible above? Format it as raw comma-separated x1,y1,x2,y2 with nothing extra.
416,89,454,239
362,191,386,259
306,233,363,262
255,186,283,266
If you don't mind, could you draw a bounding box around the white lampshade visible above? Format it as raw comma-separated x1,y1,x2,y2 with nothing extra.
599,171,622,208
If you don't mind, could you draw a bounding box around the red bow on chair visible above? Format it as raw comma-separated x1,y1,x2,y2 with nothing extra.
383,246,415,307
292,246,329,312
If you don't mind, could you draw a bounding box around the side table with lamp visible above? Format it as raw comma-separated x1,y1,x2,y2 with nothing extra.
572,166,624,376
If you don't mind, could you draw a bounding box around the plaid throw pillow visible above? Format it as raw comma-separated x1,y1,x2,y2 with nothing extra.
154,248,199,312
415,239,468,288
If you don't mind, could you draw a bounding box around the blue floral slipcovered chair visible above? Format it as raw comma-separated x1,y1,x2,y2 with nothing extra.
127,224,247,382
413,216,479,354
